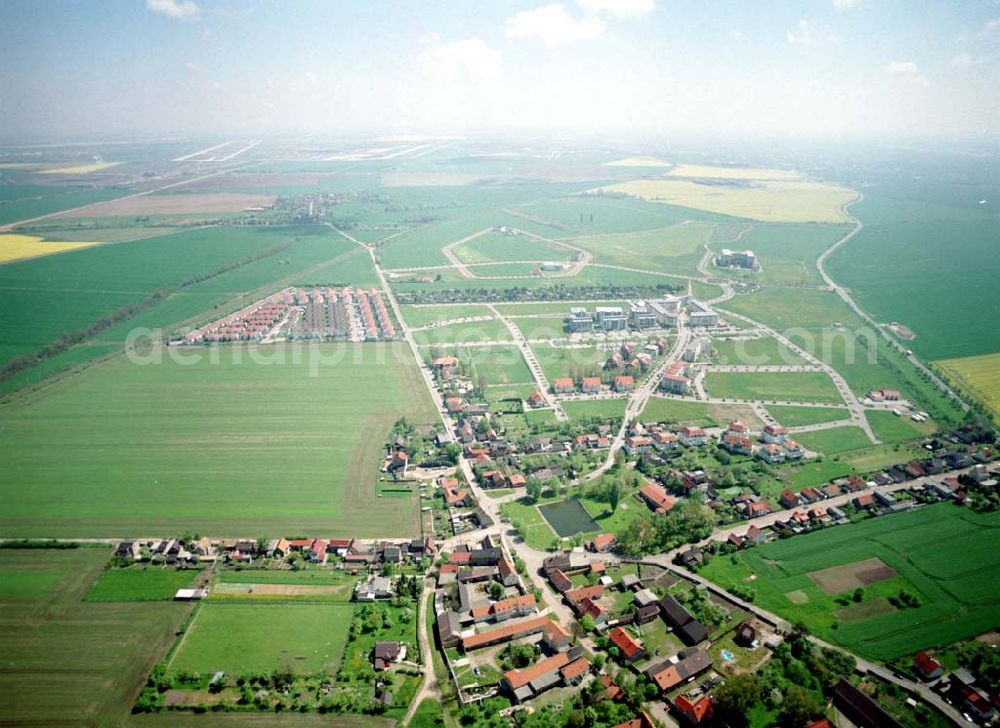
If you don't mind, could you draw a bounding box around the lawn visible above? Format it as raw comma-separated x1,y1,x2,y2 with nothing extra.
169,603,353,675
433,344,534,385
698,504,1000,660
766,404,850,427
85,566,200,602
0,342,437,537
502,498,557,550
0,548,191,726
794,426,874,454
705,371,843,404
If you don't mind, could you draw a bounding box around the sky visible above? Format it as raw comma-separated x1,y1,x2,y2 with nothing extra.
0,0,998,141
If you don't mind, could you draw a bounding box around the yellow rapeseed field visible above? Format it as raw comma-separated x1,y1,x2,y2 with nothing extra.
0,234,98,264
602,157,673,167
39,162,121,174
665,163,803,181
937,353,1000,419
595,178,856,223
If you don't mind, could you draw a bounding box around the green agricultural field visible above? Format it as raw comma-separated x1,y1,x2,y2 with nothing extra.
571,222,715,276
451,231,568,263
699,504,1000,660
0,343,437,537
531,343,609,381
169,603,353,675
85,566,200,602
0,548,190,725
705,371,843,404
825,186,1000,360
0,185,129,226
766,404,850,427
711,336,806,366
794,426,874,454
562,398,628,423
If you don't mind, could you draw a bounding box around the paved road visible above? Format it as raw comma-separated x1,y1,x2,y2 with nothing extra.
487,304,567,421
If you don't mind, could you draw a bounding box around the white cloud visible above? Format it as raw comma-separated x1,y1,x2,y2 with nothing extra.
951,53,973,67
304,70,318,83
420,37,502,81
576,0,655,18
980,18,1000,37
184,61,201,72
145,0,199,20
786,19,841,46
506,4,605,47
833,0,858,9
417,31,441,46
884,60,929,87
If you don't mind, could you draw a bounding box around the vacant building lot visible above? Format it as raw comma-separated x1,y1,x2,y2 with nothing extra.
699,504,1000,660
705,371,843,404
0,342,437,537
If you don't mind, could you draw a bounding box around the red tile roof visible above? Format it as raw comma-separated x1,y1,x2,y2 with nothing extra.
504,652,571,689
609,627,644,660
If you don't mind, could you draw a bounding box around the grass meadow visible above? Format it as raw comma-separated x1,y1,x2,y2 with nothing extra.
699,504,1000,660
0,343,437,537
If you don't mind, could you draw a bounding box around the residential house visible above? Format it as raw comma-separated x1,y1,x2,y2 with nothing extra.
678,426,707,447
615,375,635,392
579,596,609,626
309,539,329,563
761,424,788,444
652,431,679,452
637,483,677,514
721,432,754,456
541,619,573,652
783,439,804,460
114,540,142,561
587,533,616,553
624,436,652,457
647,647,713,692
527,390,545,408
779,489,800,509
461,614,553,651
758,444,785,464
609,627,646,662
355,575,393,602
553,377,575,394
854,493,874,509
581,377,602,394
549,568,573,593
745,501,770,519
913,651,944,680
675,694,713,725
372,641,402,671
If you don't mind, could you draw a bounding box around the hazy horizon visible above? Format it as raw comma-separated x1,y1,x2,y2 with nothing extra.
1,0,998,142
